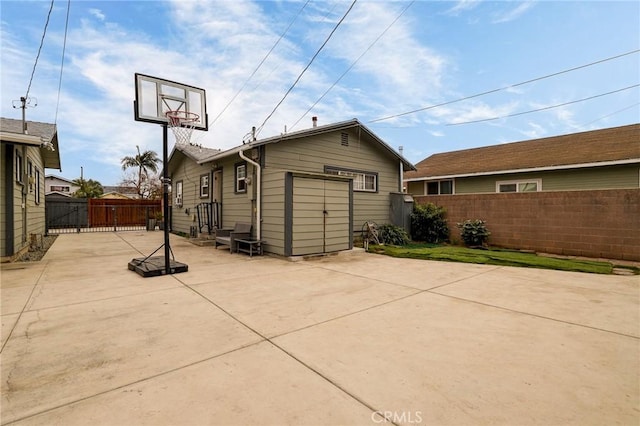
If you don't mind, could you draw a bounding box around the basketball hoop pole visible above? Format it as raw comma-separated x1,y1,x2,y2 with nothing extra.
162,123,171,274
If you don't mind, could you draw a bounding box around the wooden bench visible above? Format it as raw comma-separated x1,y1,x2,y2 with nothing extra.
215,223,252,252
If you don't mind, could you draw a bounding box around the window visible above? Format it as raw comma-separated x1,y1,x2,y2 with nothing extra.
51,185,70,192
35,169,41,204
27,160,34,192
497,179,540,193
325,166,377,192
174,180,183,206
15,150,23,183
426,180,454,195
235,163,247,193
200,174,210,198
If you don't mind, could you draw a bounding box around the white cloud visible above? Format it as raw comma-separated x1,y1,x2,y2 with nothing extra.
492,1,535,24
88,8,105,21
445,0,482,16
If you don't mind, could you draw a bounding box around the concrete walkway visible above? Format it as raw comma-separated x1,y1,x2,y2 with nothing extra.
1,232,638,425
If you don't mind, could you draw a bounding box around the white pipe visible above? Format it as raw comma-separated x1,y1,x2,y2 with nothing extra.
238,148,261,240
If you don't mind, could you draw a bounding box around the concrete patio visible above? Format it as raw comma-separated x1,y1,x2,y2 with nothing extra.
1,231,638,425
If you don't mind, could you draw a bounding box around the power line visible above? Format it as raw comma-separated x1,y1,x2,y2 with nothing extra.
210,0,311,126
581,102,640,126
446,84,639,126
55,0,71,125
25,0,55,100
255,0,358,138
289,1,415,131
368,49,640,124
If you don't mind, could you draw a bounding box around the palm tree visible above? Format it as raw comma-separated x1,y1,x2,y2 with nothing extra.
121,145,160,198
72,178,103,198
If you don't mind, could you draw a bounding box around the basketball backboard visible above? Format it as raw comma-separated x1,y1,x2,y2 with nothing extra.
134,73,208,131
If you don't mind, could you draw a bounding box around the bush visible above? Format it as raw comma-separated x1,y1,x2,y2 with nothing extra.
377,223,410,246
457,219,491,247
410,203,449,243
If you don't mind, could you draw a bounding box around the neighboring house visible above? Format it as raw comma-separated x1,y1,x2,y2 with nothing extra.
45,174,78,195
405,123,640,194
404,123,640,261
168,118,415,257
1,117,61,260
101,186,140,199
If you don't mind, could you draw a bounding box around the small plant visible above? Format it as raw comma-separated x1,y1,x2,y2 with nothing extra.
410,203,449,243
377,224,410,246
154,210,163,221
457,219,491,247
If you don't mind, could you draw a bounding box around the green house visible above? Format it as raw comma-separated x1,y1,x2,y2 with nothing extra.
405,124,640,195
1,118,61,261
168,119,415,257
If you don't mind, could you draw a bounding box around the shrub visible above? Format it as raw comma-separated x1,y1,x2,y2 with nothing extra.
457,219,491,247
377,223,410,246
410,203,449,243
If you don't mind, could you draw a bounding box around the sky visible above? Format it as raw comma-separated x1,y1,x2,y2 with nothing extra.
1,0,639,185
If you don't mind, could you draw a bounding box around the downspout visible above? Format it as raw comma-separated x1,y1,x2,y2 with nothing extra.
398,146,404,192
238,148,261,241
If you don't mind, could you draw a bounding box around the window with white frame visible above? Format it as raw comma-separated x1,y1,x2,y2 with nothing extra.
325,167,377,192
27,159,34,192
200,174,210,198
426,179,453,195
50,185,70,192
35,168,41,204
175,180,183,206
496,179,541,193
15,150,23,183
235,163,247,193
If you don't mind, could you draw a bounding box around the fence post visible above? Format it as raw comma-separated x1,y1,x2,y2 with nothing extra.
113,207,117,232
76,206,80,233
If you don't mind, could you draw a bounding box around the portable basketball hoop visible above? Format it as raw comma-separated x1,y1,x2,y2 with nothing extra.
166,110,200,146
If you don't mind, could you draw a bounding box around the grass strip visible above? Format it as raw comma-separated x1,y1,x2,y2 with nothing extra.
368,244,619,275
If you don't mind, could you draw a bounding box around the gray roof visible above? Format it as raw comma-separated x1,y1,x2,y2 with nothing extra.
170,142,221,162
1,117,61,170
198,118,416,171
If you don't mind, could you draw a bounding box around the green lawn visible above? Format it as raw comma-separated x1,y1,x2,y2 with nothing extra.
367,243,638,275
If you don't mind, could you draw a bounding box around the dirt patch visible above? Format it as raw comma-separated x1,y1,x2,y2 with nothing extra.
16,235,58,262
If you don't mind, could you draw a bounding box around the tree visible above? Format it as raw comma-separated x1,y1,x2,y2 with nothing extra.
120,145,160,198
73,178,104,198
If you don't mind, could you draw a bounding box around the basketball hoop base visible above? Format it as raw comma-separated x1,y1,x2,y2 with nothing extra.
128,256,188,278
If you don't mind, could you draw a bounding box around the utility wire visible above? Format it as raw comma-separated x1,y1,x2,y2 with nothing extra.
446,84,639,126
210,0,311,126
54,0,71,125
581,102,640,126
289,1,415,131
255,0,358,138
368,49,640,124
25,0,55,100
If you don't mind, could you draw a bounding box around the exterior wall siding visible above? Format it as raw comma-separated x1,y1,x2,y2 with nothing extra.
408,164,639,195
219,158,253,231
261,169,286,255
452,164,639,194
414,189,640,261
1,144,47,259
264,128,400,234
170,154,213,235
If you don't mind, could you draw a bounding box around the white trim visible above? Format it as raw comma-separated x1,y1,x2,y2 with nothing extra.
404,158,640,182
0,131,42,145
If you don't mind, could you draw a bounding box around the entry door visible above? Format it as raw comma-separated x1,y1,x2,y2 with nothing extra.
290,176,351,256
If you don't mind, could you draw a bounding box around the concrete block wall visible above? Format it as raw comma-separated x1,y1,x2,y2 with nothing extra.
414,189,640,261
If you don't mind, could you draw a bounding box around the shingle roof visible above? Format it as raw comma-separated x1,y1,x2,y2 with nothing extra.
404,123,640,180
0,117,61,170
198,118,416,171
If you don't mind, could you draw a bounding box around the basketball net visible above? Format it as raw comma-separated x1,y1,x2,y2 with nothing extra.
166,111,199,147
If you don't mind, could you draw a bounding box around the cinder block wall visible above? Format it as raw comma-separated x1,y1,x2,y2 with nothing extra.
413,189,640,261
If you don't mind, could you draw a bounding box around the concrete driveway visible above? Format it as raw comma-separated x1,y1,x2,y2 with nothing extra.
1,232,638,425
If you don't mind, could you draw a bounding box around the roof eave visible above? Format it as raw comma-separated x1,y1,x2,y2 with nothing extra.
404,158,640,182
